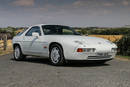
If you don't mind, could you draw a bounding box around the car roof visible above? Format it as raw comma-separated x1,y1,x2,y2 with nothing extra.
32,24,70,27
33,24,46,27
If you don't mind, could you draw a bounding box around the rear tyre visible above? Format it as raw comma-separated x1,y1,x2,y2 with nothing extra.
13,45,26,61
49,44,65,66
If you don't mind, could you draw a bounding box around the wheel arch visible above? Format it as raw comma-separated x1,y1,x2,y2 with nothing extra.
13,42,25,55
49,42,66,65
13,43,21,50
49,42,64,53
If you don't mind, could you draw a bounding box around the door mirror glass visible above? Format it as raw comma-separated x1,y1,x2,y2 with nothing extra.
32,32,39,38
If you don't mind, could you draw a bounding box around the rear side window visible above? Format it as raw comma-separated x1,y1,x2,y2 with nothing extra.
25,26,41,36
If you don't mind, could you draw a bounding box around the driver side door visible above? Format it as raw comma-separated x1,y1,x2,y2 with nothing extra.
22,26,43,55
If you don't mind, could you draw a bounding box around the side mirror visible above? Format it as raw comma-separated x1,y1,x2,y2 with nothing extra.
32,32,39,38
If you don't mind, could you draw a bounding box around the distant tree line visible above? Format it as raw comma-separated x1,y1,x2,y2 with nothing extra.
0,27,26,39
75,27,130,35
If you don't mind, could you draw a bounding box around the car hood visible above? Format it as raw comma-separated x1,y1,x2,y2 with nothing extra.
61,35,117,48
58,35,109,43
46,35,116,46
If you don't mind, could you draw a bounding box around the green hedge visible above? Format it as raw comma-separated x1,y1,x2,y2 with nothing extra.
117,35,130,56
0,27,17,38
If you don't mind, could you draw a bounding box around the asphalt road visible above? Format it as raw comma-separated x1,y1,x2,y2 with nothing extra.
0,54,130,87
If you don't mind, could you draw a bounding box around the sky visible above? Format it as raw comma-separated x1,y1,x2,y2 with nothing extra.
0,0,130,27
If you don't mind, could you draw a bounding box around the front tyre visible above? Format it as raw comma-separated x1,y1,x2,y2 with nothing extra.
13,46,26,61
49,44,65,66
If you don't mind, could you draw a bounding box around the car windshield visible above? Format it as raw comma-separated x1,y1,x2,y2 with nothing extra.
42,25,80,35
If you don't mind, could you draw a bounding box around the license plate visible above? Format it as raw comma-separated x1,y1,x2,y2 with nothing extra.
97,53,108,56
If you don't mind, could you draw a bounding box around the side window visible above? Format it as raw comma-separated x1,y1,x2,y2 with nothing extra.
62,28,74,35
43,28,54,35
42,25,59,35
25,26,41,36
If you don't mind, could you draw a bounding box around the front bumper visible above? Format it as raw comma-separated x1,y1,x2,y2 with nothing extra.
67,52,116,60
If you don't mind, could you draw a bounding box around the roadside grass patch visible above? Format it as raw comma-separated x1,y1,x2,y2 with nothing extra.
0,40,13,56
116,55,130,60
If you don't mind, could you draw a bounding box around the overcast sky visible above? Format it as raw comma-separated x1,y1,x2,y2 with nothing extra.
0,0,130,27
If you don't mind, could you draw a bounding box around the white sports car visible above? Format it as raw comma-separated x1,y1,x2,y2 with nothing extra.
12,24,117,65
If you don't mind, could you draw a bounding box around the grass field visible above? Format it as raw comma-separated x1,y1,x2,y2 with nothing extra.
89,35,123,42
0,40,13,55
116,55,130,61
117,55,130,59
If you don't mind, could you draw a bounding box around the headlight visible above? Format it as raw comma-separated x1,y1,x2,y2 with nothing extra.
77,48,96,52
111,48,117,52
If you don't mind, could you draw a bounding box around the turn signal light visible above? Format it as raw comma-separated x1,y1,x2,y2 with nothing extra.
77,48,96,52
77,48,83,52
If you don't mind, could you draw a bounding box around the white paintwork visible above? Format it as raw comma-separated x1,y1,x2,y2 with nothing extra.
12,24,117,60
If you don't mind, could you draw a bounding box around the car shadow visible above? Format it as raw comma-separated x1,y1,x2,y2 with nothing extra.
10,57,51,65
10,57,110,67
63,61,110,67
